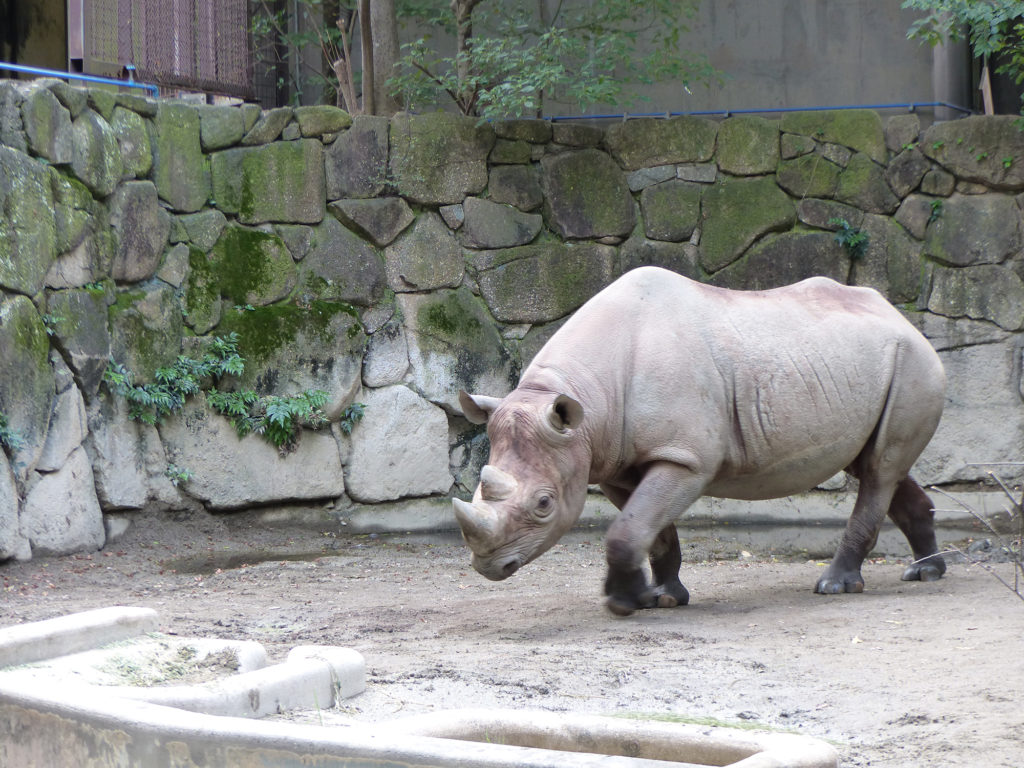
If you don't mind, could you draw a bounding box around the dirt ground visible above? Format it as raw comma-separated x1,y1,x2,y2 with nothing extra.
1,507,1022,768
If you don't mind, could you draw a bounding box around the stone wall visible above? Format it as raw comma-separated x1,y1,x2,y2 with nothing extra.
2,78,1023,561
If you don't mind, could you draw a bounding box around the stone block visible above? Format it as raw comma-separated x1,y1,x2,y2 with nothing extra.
894,194,936,240
0,146,56,295
240,139,325,224
699,175,796,273
294,105,351,137
345,385,452,503
0,295,55,482
325,115,388,199
920,168,956,197
21,446,104,556
640,180,702,242
384,212,464,292
541,149,635,239
197,104,246,151
494,119,552,143
460,196,542,249
209,146,255,214
780,132,815,159
178,209,228,252
0,82,27,153
389,112,493,204
849,214,922,304
776,153,841,199
108,283,184,380
552,122,603,147
710,232,849,291
241,107,293,145
362,320,409,388
44,288,111,401
472,241,616,324
921,115,1024,190
0,451,27,561
329,198,414,247
151,103,209,212
158,394,345,510
22,86,73,165
110,106,152,179
182,246,221,334
397,288,517,411
716,115,779,175
619,234,701,279
208,225,297,307
36,365,88,473
780,109,887,164
796,198,864,231
927,263,1024,331
488,165,543,211
885,113,921,153
923,193,1022,267
626,165,676,192
885,147,930,199
835,152,899,214
297,216,385,306
604,116,717,170
489,138,531,164
109,181,171,283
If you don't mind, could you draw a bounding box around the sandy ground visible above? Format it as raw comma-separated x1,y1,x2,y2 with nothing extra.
1,508,1022,767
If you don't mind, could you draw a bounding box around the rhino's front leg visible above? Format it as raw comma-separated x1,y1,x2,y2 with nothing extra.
604,462,705,616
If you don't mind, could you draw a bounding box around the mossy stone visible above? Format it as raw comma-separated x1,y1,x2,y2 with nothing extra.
835,153,899,214
927,263,1024,331
239,138,325,225
921,115,1024,191
44,288,111,399
196,104,245,151
0,146,56,295
709,231,849,291
716,116,780,176
22,85,73,165
71,109,123,197
849,214,923,304
108,284,184,381
776,153,841,199
541,148,635,239
780,110,887,164
923,193,1022,267
209,225,298,307
472,241,617,323
151,103,209,212
604,116,718,171
110,106,152,179
183,246,222,333
699,176,796,273
210,147,256,214
297,216,385,307
294,105,352,137
640,180,702,242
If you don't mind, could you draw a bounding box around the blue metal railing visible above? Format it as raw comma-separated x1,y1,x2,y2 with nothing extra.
0,62,159,98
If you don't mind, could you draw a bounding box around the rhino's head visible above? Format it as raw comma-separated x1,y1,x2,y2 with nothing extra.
453,389,590,581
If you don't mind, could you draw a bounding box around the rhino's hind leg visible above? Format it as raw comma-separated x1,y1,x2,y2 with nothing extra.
887,476,946,582
604,539,657,616
649,524,690,608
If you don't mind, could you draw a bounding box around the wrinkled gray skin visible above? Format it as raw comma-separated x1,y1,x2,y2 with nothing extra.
454,267,947,616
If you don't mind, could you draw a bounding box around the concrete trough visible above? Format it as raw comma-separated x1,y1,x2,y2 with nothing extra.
0,608,837,768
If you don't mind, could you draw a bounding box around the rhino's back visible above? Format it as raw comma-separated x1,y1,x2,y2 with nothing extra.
525,267,944,497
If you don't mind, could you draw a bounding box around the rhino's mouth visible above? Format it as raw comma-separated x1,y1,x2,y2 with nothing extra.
471,552,523,581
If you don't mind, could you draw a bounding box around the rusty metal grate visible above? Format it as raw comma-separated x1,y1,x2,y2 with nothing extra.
83,0,252,99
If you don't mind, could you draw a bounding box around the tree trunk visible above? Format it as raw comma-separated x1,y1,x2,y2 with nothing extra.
358,0,375,115
369,0,402,115
451,0,483,114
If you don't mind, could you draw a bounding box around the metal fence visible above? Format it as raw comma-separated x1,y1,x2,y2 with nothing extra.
80,0,252,98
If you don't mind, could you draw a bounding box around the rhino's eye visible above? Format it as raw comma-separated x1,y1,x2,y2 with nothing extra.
535,494,554,518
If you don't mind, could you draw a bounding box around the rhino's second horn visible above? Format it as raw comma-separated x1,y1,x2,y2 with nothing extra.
480,465,518,501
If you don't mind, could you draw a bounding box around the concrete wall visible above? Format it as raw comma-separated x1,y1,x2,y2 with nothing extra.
1,78,1023,562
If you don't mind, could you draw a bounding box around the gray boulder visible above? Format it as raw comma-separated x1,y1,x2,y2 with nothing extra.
362,320,409,388
473,242,616,324
389,112,493,204
240,138,326,225
294,105,351,137
110,106,152,179
541,149,635,239
710,231,849,291
298,216,386,306
639,180,702,242
241,107,292,145
151,103,209,212
921,115,1024,190
209,146,256,215
716,116,779,175
776,153,841,199
0,451,27,560
0,146,56,295
927,263,1024,331
780,110,887,164
923,193,1022,267
345,385,452,503
35,359,88,472
20,446,105,556
158,394,345,510
398,287,517,412
835,153,899,214
22,85,73,165
71,109,122,197
329,197,414,247
177,209,228,252
619,233,701,279
325,115,389,199
604,116,717,170
0,82,27,152
384,212,464,292
46,287,112,400
197,104,246,151
488,165,543,211
0,295,55,482
461,196,543,249
108,283,184,380
208,225,298,307
110,181,171,282
849,214,922,304
885,147,930,199
699,176,796,273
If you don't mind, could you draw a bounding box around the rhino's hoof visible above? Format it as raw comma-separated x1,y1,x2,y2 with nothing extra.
653,582,689,608
814,577,864,594
901,561,945,582
605,596,638,617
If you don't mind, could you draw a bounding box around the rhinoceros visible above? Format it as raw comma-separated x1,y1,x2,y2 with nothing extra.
454,267,947,615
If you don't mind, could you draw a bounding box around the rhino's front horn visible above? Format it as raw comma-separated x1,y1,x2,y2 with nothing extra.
480,464,518,501
453,497,501,547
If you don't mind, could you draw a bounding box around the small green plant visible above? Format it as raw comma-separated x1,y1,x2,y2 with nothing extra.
1004,156,1014,169
0,411,24,453
977,151,989,161
932,140,945,151
829,218,869,259
928,198,944,224
338,402,366,436
104,333,343,453
165,464,193,487
40,314,63,337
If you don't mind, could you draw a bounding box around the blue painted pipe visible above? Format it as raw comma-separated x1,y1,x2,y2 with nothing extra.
0,61,159,98
549,101,975,121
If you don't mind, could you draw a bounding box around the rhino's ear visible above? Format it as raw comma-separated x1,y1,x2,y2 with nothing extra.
548,394,584,432
459,391,503,424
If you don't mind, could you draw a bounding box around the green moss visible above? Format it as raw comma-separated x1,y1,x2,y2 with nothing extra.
219,300,359,364
419,292,482,339
109,290,146,315
208,225,296,308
